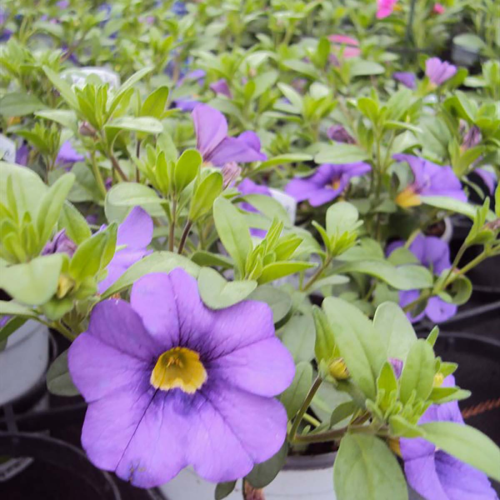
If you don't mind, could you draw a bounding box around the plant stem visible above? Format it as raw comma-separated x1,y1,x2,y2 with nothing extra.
90,152,107,198
289,376,323,442
168,198,177,252
301,257,332,292
303,413,321,427
51,321,77,342
178,220,193,255
109,151,129,181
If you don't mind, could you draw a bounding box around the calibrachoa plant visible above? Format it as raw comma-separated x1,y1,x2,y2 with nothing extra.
0,1,500,500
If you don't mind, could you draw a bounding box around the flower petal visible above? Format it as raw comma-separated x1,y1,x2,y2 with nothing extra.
188,383,288,482
425,296,457,323
192,104,228,160
403,452,449,500
69,333,149,402
130,270,213,349
208,136,266,166
117,206,154,249
208,337,295,397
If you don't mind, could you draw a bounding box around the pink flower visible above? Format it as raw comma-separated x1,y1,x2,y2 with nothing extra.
329,35,361,59
376,0,398,19
433,3,445,14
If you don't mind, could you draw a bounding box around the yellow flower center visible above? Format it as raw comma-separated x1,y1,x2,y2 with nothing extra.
331,179,341,190
433,372,444,387
150,347,207,394
396,186,422,208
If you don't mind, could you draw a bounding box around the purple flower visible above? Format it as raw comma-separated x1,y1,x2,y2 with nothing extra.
475,169,497,196
285,162,371,207
0,315,11,329
42,229,77,257
393,72,416,89
387,235,457,323
174,98,199,112
15,144,29,166
461,125,481,151
425,58,457,86
400,376,497,500
389,358,403,378
394,154,466,207
327,125,355,144
172,1,188,16
238,178,272,238
98,207,153,294
192,104,266,166
57,141,85,166
68,269,294,487
210,79,232,98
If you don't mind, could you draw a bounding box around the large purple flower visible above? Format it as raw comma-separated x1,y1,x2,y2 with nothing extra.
425,58,457,86
192,104,266,166
387,234,457,323
69,269,294,487
98,207,153,294
285,162,371,207
400,376,497,500
42,229,77,257
394,154,466,208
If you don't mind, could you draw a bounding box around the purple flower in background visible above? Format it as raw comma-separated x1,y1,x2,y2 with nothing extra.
56,0,69,8
327,125,355,144
285,162,371,207
57,141,85,167
210,79,232,98
42,229,77,257
461,125,481,151
177,69,206,86
238,178,272,238
174,98,199,112
389,358,403,378
192,104,266,166
172,1,188,16
387,235,457,323
400,375,497,500
69,269,294,487
475,169,497,195
393,72,416,89
15,144,29,166
425,58,457,86
98,207,153,294
394,154,466,208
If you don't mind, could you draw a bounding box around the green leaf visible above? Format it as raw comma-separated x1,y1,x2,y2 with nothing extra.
280,361,313,419
399,340,435,404
198,267,257,310
70,224,117,282
35,110,78,130
323,297,385,399
174,149,201,193
101,251,199,298
240,194,291,225
215,481,237,500
36,173,75,244
105,117,163,134
350,60,385,77
189,171,223,221
46,350,80,396
248,285,292,324
421,422,500,481
336,260,433,290
43,66,79,110
326,201,359,236
330,401,358,427
377,361,398,411
0,254,64,305
281,314,315,363
246,442,288,489
313,305,336,363
422,196,495,221
373,302,416,362
277,83,303,111
140,86,170,119
315,144,370,164
257,154,313,170
213,197,252,278
0,300,37,318
0,92,46,117
190,251,233,269
258,261,315,284
0,317,28,344
334,434,408,500
59,201,92,245
389,415,424,438
453,33,486,51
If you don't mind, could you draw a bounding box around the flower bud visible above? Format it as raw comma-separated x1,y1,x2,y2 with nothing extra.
79,121,97,137
433,372,444,387
57,274,75,299
222,162,242,188
328,357,350,380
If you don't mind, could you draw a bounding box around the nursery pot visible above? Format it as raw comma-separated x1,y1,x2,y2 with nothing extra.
0,320,50,406
451,42,480,68
159,452,336,500
0,432,121,499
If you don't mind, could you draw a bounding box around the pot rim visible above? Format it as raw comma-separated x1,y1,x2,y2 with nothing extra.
284,451,336,471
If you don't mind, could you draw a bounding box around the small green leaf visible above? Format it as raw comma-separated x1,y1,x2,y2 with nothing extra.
140,86,170,119
197,267,257,310
43,66,79,110
281,315,315,363
46,350,80,396
59,201,92,244
280,361,313,419
258,261,315,284
326,201,359,236
105,117,163,134
248,285,292,324
246,442,288,489
315,144,369,164
330,401,357,427
174,149,201,193
0,92,46,117
213,197,252,278
399,340,435,404
0,254,64,305
215,481,237,500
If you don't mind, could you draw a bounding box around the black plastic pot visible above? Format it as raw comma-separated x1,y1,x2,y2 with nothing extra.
0,432,121,500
